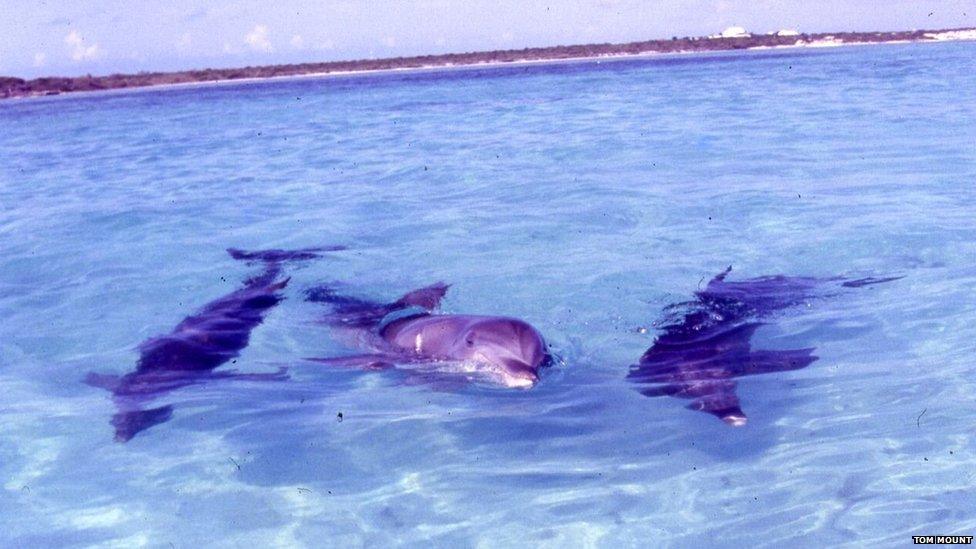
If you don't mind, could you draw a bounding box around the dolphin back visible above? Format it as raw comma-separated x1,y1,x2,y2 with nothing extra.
306,281,450,330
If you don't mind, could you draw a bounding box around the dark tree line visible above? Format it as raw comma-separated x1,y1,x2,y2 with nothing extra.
0,29,946,99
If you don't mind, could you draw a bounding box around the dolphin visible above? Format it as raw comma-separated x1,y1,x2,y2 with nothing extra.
306,282,550,388
627,268,900,426
86,246,339,441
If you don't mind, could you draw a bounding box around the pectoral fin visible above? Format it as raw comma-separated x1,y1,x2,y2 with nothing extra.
305,355,395,371
85,372,122,392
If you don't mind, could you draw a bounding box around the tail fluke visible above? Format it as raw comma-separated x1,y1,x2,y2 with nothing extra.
112,405,174,442
227,246,346,263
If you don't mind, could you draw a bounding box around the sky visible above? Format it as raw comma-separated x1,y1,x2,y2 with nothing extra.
1,0,974,78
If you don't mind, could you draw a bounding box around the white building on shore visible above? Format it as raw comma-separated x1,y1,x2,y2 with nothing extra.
711,26,751,39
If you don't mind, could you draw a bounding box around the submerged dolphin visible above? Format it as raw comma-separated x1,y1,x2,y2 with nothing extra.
306,282,550,388
87,247,339,441
627,268,900,426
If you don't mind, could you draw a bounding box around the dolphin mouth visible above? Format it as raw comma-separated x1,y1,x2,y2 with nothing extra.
502,375,537,389
498,358,540,389
722,414,748,427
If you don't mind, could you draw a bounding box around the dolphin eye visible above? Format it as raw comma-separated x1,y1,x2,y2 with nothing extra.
465,336,475,346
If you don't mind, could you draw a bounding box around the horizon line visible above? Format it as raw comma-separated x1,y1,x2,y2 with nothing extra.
2,25,974,100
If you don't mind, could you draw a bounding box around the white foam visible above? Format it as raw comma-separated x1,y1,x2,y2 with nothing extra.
924,29,976,41
68,506,127,529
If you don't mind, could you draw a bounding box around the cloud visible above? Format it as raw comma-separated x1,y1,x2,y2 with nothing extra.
185,6,243,23
245,24,273,52
64,30,101,61
290,34,304,49
33,52,47,67
176,33,192,51
382,36,397,48
184,8,208,22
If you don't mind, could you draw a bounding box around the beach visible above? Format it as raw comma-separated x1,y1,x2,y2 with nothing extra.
3,26,975,100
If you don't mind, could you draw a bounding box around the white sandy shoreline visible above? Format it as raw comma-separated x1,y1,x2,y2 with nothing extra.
7,33,976,103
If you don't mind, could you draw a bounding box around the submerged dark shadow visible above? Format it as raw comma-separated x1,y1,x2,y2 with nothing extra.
86,247,339,442
628,268,899,426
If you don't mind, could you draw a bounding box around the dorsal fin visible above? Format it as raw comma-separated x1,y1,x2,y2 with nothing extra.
711,265,733,284
394,282,450,311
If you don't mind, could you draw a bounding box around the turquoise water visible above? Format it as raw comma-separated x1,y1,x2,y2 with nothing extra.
2,42,975,546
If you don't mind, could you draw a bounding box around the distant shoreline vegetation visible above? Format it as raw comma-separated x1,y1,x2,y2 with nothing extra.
2,27,974,100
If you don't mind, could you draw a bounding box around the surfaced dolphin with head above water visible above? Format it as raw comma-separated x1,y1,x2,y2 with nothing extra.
306,282,550,388
628,267,901,426
86,247,341,441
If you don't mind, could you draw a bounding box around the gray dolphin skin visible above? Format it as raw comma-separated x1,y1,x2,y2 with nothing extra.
306,283,550,388
628,268,901,426
86,247,338,441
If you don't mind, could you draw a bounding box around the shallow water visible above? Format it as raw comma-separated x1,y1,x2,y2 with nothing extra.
1,42,975,547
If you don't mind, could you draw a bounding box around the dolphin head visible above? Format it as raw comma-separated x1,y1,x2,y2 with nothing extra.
454,317,548,388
